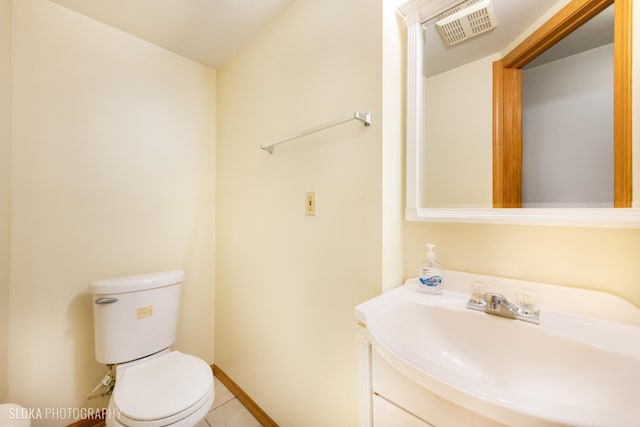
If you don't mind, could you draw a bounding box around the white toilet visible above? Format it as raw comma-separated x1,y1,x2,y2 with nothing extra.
90,271,214,427
0,404,31,427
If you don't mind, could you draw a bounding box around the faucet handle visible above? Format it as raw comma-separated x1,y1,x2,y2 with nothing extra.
466,281,487,310
516,288,538,315
469,281,486,304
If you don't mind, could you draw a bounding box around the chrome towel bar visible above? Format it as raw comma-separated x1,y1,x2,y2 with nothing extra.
260,111,371,154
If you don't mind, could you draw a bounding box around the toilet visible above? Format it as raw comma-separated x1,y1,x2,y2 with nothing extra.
0,404,31,427
90,271,214,427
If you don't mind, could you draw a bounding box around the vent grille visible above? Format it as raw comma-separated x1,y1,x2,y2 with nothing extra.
440,0,482,18
436,0,498,46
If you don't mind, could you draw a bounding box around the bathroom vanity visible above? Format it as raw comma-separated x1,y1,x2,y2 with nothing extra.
355,271,640,427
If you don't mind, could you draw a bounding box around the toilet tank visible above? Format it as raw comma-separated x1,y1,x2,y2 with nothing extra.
90,271,183,364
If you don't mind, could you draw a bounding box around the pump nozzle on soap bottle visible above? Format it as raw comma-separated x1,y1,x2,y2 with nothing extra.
418,243,443,294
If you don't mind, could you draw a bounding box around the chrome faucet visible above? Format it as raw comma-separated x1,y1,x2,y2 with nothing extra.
467,291,540,324
484,292,519,318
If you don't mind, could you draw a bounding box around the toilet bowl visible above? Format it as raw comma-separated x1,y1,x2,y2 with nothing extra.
106,350,213,427
106,350,214,427
90,271,214,427
0,404,31,427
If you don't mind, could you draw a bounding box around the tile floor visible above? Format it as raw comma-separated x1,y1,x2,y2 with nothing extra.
195,376,262,427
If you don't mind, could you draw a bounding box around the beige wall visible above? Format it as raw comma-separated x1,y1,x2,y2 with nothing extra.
215,0,382,425
405,222,640,306
8,0,215,423
422,54,497,208
0,0,11,403
382,0,407,292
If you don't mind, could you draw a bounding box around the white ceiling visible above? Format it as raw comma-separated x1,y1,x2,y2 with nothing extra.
50,0,295,69
49,0,614,75
423,0,614,77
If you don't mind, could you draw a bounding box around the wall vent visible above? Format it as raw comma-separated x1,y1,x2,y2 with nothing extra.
435,0,498,46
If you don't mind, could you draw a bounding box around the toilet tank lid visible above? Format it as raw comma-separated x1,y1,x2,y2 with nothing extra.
90,270,184,295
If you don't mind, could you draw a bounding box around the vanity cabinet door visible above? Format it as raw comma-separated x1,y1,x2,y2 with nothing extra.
373,394,432,427
372,350,505,427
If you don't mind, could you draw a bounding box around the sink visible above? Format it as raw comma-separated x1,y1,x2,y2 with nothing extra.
355,271,640,427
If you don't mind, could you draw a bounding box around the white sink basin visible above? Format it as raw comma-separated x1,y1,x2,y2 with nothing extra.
356,272,640,427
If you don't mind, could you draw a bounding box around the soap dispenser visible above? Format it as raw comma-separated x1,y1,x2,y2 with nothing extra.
418,243,443,294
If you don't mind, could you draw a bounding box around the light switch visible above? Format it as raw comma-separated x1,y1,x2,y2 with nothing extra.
305,191,316,216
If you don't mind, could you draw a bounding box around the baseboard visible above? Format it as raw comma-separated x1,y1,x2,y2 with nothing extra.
212,364,279,427
66,411,105,427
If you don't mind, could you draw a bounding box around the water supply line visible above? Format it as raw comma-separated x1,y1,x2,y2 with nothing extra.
86,365,115,400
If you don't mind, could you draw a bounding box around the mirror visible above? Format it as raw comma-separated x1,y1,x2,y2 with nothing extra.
400,0,640,227
521,9,615,208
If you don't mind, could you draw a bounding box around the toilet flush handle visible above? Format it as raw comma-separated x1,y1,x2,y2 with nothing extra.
94,297,118,305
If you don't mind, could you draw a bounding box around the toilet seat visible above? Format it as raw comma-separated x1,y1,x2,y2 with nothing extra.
111,351,214,427
0,404,31,427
